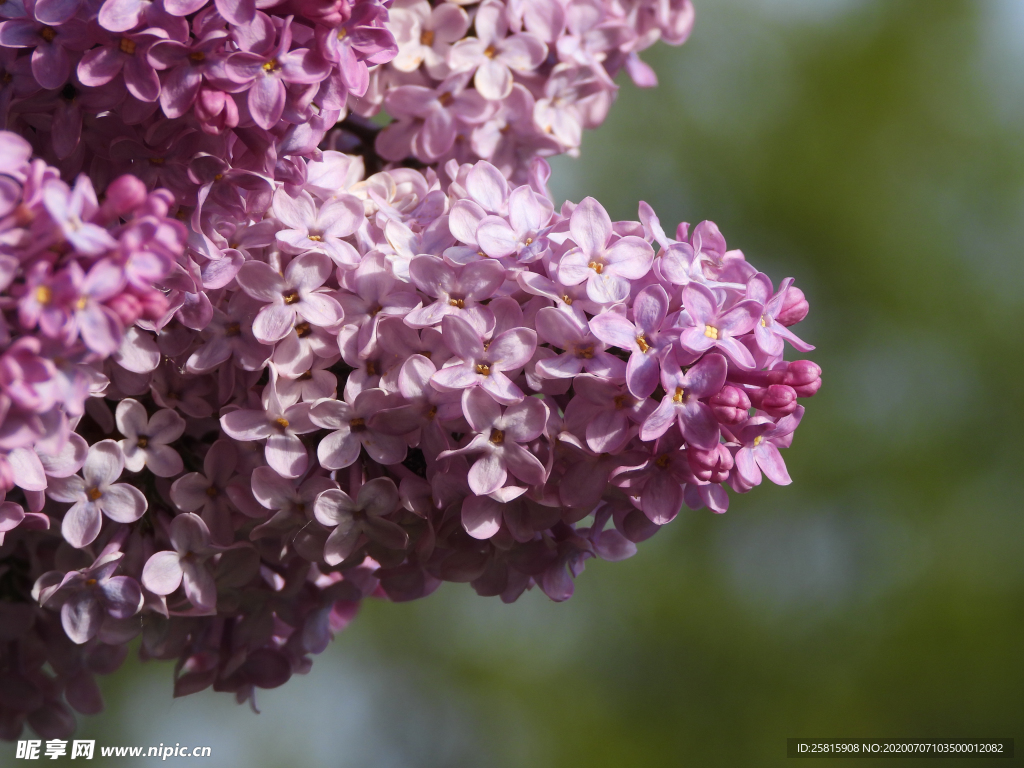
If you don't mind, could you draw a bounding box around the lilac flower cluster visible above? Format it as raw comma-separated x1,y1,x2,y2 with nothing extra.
0,0,396,190
369,0,695,180
0,0,823,743
0,130,186,739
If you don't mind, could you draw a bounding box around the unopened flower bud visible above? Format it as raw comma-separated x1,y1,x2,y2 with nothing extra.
140,290,170,321
710,385,750,425
687,444,734,482
749,384,797,418
783,360,822,397
102,175,147,219
107,293,143,326
777,285,809,326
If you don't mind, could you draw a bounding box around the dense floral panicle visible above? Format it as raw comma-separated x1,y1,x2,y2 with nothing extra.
0,0,821,742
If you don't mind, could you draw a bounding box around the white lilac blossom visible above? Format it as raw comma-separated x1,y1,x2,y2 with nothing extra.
0,0,822,743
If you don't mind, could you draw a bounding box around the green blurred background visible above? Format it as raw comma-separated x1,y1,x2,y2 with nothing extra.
79,0,1024,765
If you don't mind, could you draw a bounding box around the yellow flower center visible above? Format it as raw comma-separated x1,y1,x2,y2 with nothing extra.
576,344,594,359
262,59,280,72
655,454,670,469
561,294,573,305
760,316,767,327
75,296,88,310
40,26,57,43
489,428,504,444
86,487,103,501
484,44,498,58
753,435,763,447
275,417,290,429
295,322,311,337
206,486,219,497
35,286,52,305
136,436,149,448
308,234,322,241
704,325,719,340
350,418,365,430
448,298,465,308
672,387,686,403
475,363,491,376
283,291,300,305
588,261,604,274
225,322,241,337
119,38,136,55
420,29,435,46
85,578,98,586
189,51,205,63
636,334,651,353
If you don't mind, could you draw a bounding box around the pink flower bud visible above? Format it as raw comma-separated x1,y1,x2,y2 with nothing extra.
107,294,143,326
783,360,822,397
140,290,170,321
103,175,148,219
710,385,751,425
748,384,798,418
687,444,734,483
777,285,809,326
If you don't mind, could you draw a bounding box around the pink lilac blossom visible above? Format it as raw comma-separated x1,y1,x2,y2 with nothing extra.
0,0,823,743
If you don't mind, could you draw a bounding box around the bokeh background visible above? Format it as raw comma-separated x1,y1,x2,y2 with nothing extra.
76,0,1024,765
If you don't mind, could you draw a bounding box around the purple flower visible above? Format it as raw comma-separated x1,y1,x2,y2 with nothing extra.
169,439,241,545
558,197,655,303
0,17,87,90
42,177,118,256
235,253,344,345
404,255,505,329
77,29,167,103
639,352,727,449
46,440,147,548
475,185,554,262
448,0,547,100
249,466,335,540
148,31,231,119
390,0,469,77
34,552,143,644
336,251,422,357
271,188,364,267
309,388,408,469
732,406,803,487
589,284,677,398
377,72,491,162
115,398,185,477
314,477,405,565
534,307,624,379
141,513,218,611
224,15,331,129
562,374,653,453
440,387,548,498
185,293,272,374
220,381,317,479
745,273,815,357
679,282,762,368
371,354,461,457
430,314,537,405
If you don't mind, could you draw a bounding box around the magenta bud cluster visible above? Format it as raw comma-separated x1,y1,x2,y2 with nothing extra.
0,0,820,743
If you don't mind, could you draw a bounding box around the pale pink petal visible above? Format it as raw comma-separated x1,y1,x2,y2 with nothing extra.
100,484,147,523
62,501,102,548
